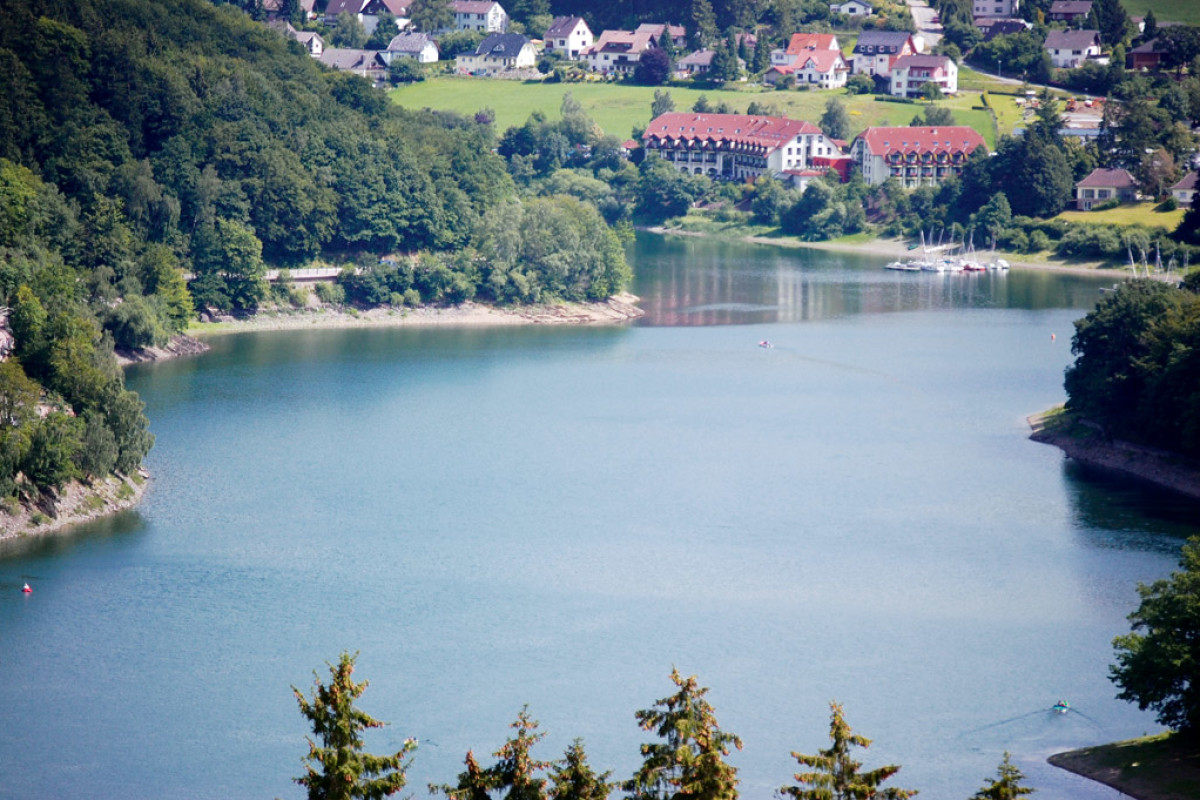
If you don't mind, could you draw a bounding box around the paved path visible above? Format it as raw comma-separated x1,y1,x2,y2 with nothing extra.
905,0,943,48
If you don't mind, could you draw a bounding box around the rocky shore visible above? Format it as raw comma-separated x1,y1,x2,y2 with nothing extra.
0,471,148,544
1028,409,1200,501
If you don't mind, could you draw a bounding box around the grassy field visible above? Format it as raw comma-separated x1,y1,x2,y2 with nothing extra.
1056,201,1185,231
1120,0,1200,25
392,76,1000,146
1048,732,1200,800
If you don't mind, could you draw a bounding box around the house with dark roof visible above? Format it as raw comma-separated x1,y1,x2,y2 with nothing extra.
324,0,408,34
318,47,389,80
1129,38,1168,70
455,32,535,74
1044,29,1103,68
975,17,1031,39
544,16,593,59
849,126,988,187
582,25,682,74
890,54,957,97
1075,168,1138,209
1048,0,1092,22
1171,172,1199,207
384,32,438,63
642,112,838,181
851,31,919,76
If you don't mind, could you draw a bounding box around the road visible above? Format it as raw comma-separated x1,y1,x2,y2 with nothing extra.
906,0,943,48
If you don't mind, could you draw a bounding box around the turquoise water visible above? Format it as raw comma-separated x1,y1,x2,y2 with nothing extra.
1,235,1195,800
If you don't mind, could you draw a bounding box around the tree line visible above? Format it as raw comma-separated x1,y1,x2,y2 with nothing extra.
294,655,1037,800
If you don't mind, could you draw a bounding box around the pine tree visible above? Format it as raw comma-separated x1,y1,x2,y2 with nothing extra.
293,652,417,800
689,0,718,50
750,33,771,75
626,668,743,800
548,739,612,800
779,702,916,800
971,753,1034,800
492,707,551,800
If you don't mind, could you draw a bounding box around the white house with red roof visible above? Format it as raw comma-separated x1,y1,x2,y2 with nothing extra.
642,112,838,181
544,16,593,59
1075,168,1138,209
582,24,682,74
890,54,958,97
766,49,850,88
449,0,507,33
771,33,841,68
849,126,988,187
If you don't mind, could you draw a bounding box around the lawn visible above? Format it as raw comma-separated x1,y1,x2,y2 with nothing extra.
392,76,1000,146
1119,0,1200,25
1056,201,1184,231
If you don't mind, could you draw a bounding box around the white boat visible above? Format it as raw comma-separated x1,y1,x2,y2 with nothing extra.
884,260,922,271
986,257,1009,270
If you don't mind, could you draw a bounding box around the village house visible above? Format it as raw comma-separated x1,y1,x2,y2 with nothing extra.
1074,168,1138,209
1048,0,1092,22
384,31,438,63
323,0,408,34
1170,172,1198,207
766,48,850,89
851,31,919,77
1128,38,1168,70
771,33,841,68
449,0,508,33
318,47,389,80
829,0,873,16
890,54,957,97
849,126,988,188
1044,29,1103,68
642,112,838,181
543,16,593,59
676,49,717,76
972,0,1019,18
270,21,325,55
582,24,683,74
456,31,534,74
975,17,1031,38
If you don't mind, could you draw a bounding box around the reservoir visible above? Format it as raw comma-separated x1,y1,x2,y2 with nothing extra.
2,234,1196,800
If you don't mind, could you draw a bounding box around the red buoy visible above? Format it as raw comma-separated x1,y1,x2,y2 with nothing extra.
22,583,32,594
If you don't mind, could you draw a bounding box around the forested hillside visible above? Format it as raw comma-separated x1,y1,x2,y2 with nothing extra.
0,0,629,505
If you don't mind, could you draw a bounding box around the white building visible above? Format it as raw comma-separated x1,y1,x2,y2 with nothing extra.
543,16,593,59
851,30,919,77
450,0,507,33
384,32,438,63
890,54,958,97
830,0,874,15
642,112,837,181
1044,29,1103,69
455,32,535,74
849,126,988,187
972,0,1019,18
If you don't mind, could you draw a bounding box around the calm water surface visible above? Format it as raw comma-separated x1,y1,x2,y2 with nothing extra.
2,235,1197,800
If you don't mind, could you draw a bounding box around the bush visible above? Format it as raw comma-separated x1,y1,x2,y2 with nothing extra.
1157,197,1178,212
313,281,345,306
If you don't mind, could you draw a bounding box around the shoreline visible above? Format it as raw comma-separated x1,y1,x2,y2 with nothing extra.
644,226,1138,278
0,471,148,545
1028,409,1200,502
1048,733,1200,800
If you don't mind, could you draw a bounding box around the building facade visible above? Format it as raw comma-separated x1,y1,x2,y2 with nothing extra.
544,16,593,59
849,126,988,187
851,31,918,76
1075,168,1138,209
972,0,1018,18
643,112,837,181
450,1,508,33
890,54,958,97
1044,29,1102,68
455,32,535,74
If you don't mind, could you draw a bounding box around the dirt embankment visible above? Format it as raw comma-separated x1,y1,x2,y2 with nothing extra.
1028,410,1200,501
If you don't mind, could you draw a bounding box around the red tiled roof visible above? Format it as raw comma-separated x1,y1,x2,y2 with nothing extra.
1076,168,1137,189
785,33,839,54
855,126,987,156
643,113,822,153
795,49,849,72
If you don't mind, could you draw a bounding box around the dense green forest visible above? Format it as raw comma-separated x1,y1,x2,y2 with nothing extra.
0,0,631,504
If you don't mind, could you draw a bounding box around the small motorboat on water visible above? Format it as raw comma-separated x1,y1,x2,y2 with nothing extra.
1052,700,1070,714
758,340,773,349
884,260,922,271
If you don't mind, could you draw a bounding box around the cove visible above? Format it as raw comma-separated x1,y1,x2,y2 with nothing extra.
1,233,1197,800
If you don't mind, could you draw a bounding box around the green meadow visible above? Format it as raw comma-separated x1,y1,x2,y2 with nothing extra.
1119,0,1200,25
391,76,1002,146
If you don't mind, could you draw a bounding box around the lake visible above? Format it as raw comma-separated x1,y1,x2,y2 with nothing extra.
2,234,1196,800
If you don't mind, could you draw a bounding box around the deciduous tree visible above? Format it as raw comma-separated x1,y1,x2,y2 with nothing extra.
1111,536,1200,733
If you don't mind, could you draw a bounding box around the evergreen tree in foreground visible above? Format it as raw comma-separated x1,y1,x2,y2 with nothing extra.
626,668,743,800
549,739,612,800
293,652,417,800
780,702,916,800
971,753,1034,800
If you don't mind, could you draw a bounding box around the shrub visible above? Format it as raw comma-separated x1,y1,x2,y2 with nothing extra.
313,282,345,306
1157,197,1178,212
